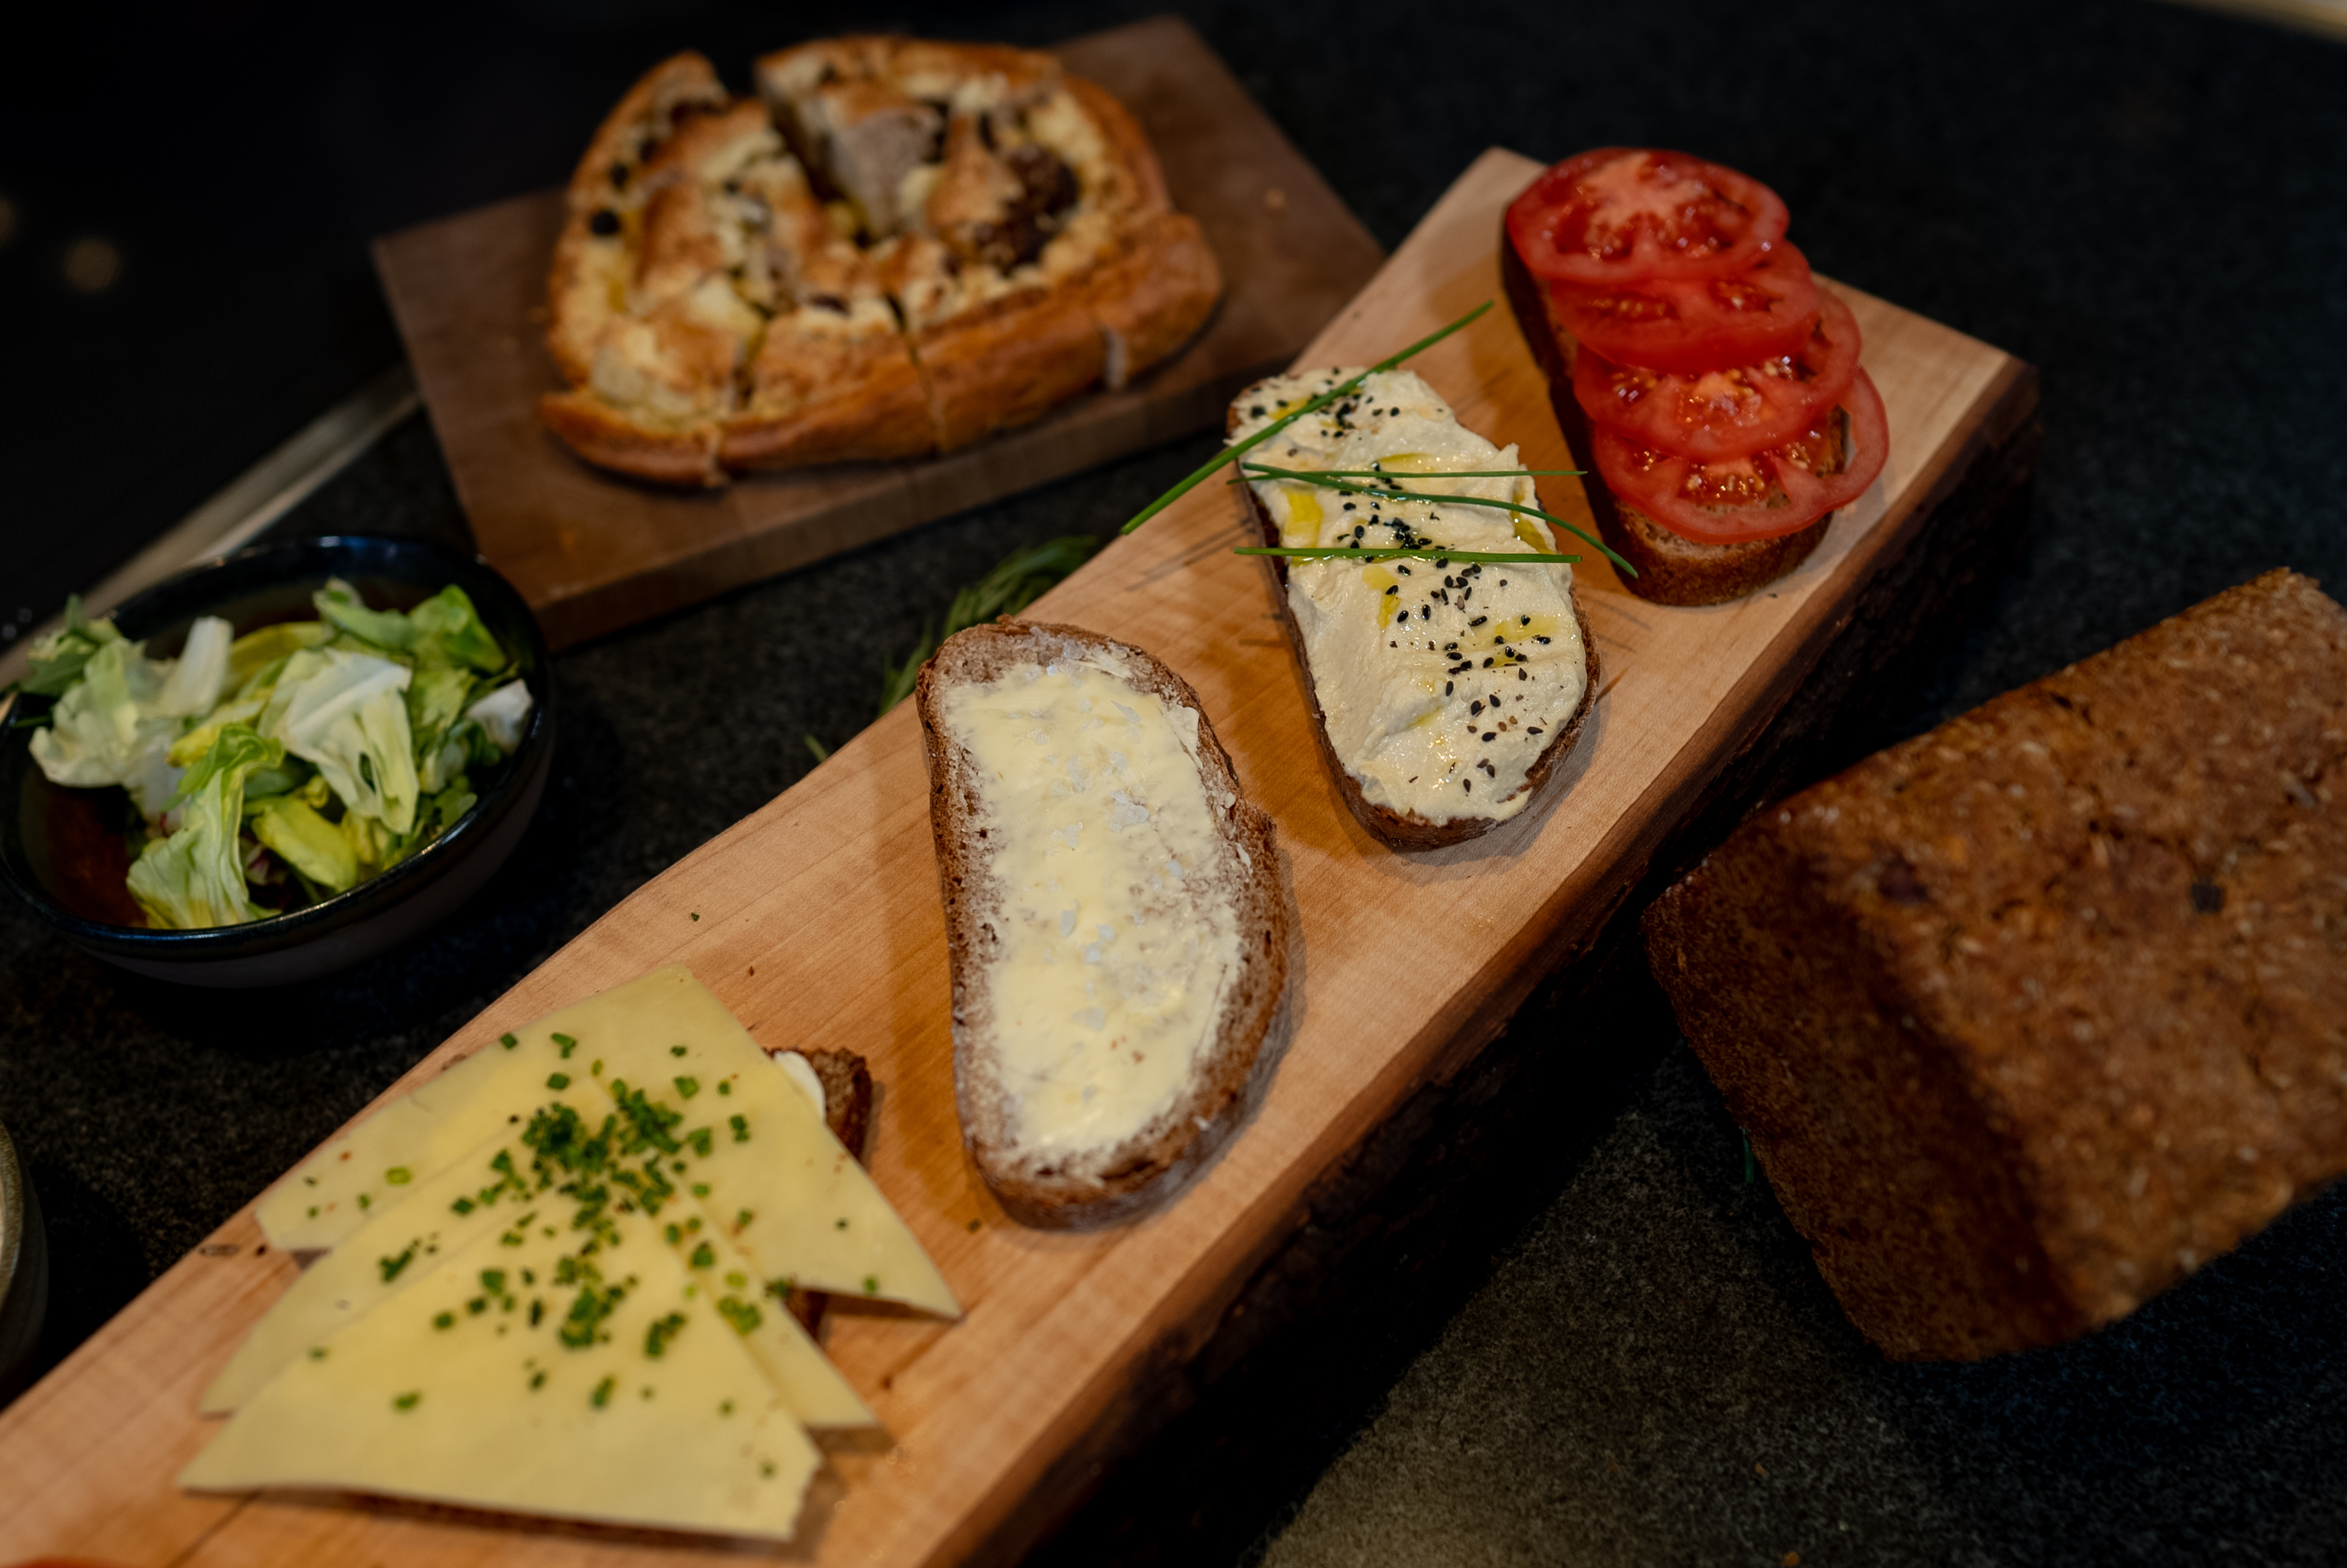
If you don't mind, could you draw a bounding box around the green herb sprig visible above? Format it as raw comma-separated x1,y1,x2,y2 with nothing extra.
876,535,1098,718
1119,300,1494,536
1239,462,1638,577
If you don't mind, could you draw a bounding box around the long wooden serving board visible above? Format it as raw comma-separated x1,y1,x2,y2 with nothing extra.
374,15,1383,651
0,149,2033,1567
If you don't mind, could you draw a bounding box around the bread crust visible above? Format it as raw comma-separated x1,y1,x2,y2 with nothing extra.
1229,414,1600,853
546,53,731,386
538,388,725,486
915,620,1293,1228
539,39,1223,487
721,322,933,469
1498,229,1834,607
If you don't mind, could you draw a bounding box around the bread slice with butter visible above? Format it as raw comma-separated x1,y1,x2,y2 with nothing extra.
916,620,1291,1228
1230,368,1599,850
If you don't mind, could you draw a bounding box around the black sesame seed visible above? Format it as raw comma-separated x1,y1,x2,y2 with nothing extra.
1468,615,1487,627
1249,404,1265,417
1534,635,1551,644
1443,681,1453,696
1470,700,1484,715
1481,657,1494,667
589,208,621,237
1384,585,1399,596
1527,727,1543,735
609,162,630,188
1482,732,1497,742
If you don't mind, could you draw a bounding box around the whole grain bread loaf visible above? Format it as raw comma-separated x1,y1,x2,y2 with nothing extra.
1645,569,2347,1360
917,620,1292,1227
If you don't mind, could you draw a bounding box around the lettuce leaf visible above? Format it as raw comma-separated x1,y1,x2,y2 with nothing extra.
18,596,123,697
464,679,534,753
261,649,420,834
248,794,359,894
126,725,280,929
226,621,331,695
313,581,506,673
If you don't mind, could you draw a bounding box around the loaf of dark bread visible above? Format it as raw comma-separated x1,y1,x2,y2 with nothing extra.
1499,235,1831,607
1645,569,2347,1359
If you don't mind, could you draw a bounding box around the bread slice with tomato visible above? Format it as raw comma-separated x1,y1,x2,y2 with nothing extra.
1500,149,1887,607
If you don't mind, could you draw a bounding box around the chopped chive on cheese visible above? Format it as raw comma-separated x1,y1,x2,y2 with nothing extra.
393,1391,420,1411
499,1033,519,1049
385,1167,413,1186
676,1076,700,1099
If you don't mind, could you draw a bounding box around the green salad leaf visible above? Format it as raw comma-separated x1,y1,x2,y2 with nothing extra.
29,615,236,817
261,650,421,835
127,725,280,929
248,795,359,894
314,581,506,673
19,596,124,697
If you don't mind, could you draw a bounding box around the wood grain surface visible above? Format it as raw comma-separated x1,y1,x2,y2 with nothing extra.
374,15,1384,651
0,148,2033,1568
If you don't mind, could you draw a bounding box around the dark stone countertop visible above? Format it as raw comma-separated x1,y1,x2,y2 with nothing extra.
4,1,2346,1562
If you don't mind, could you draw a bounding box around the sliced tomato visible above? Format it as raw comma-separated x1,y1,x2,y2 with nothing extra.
1548,242,1821,375
1508,148,1790,286
1573,292,1863,462
1592,368,1890,545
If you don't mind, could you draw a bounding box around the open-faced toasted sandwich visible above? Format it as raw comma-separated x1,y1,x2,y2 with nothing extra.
1230,368,1599,849
916,620,1291,1227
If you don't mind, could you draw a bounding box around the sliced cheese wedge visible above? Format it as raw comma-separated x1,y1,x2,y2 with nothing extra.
205,1124,874,1429
182,1215,820,1541
256,967,958,1318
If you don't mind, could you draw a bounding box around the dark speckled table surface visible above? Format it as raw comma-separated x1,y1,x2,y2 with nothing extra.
4,2,2346,1562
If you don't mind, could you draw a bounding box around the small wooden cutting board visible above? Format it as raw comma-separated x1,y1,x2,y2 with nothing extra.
0,149,2033,1568
373,15,1385,650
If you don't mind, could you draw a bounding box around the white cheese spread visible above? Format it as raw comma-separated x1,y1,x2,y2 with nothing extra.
1231,368,1590,826
942,651,1242,1160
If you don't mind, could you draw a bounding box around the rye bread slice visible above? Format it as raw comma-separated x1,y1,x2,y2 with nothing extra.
1498,233,1834,607
1229,404,1600,853
915,620,1293,1228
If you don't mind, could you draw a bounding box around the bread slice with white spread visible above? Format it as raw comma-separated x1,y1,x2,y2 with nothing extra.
1231,368,1599,849
916,620,1291,1227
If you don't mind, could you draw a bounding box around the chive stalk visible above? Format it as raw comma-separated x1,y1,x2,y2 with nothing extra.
1239,462,1638,577
1118,300,1495,536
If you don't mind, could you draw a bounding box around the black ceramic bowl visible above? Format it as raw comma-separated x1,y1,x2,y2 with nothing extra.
0,536,554,987
0,1117,44,1407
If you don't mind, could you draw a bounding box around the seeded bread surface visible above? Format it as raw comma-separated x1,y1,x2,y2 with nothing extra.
916,620,1293,1228
1645,570,2347,1359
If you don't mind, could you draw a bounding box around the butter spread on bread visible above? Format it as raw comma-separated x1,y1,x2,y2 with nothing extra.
918,622,1290,1227
1231,369,1596,846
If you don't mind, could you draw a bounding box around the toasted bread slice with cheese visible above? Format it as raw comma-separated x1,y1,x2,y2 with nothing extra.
1229,369,1599,850
915,620,1291,1227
